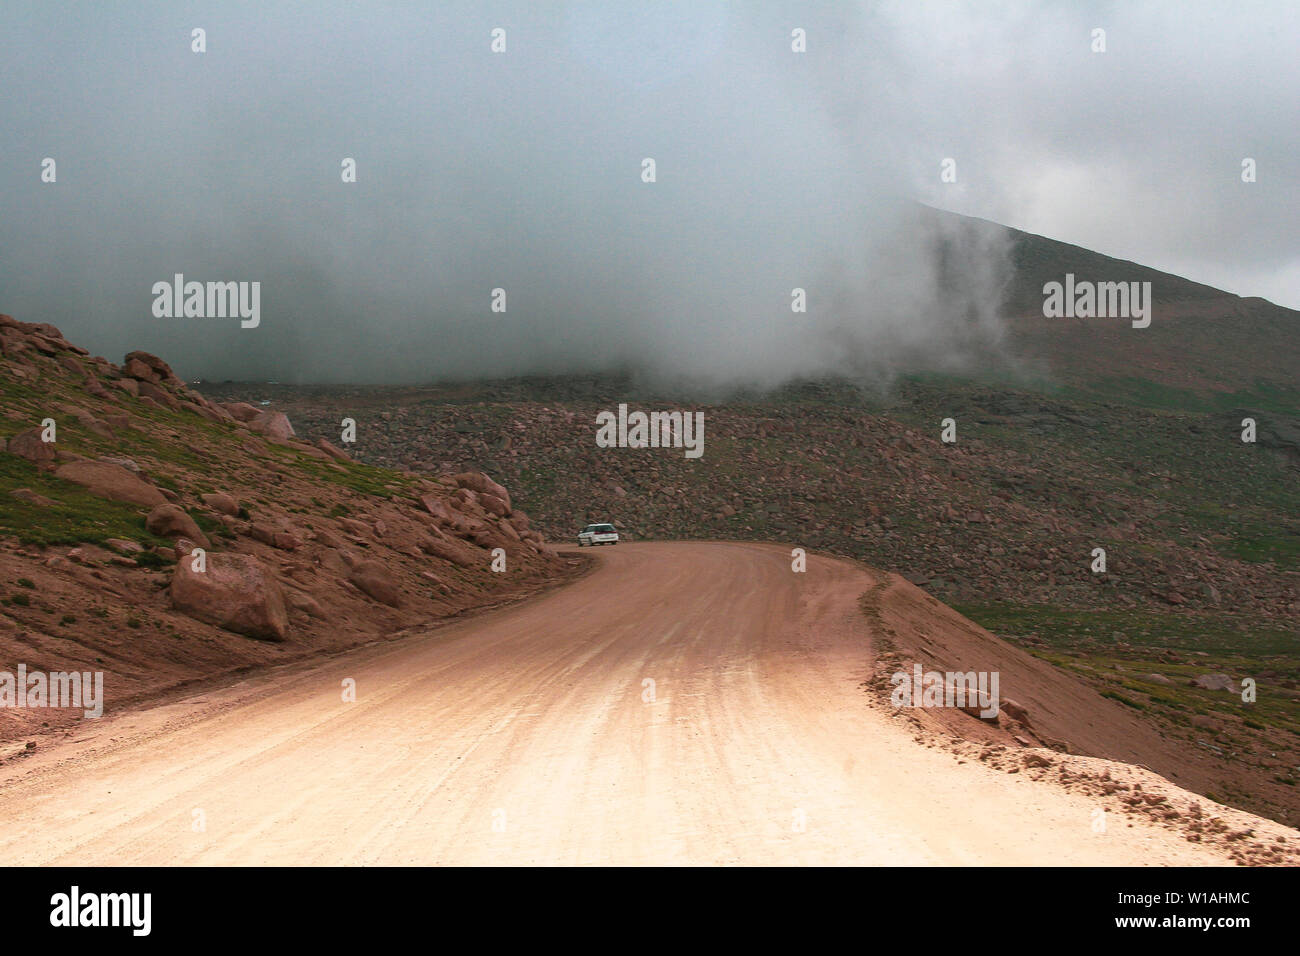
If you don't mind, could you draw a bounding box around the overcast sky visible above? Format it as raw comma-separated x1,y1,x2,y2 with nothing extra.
2,1,1296,386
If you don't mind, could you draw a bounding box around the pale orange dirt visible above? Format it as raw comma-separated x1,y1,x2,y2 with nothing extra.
0,542,1291,865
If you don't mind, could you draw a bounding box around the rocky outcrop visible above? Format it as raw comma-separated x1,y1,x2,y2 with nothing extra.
4,428,57,465
201,492,240,516
169,551,289,641
248,410,295,441
0,311,570,746
454,473,511,513
54,460,166,507
145,503,210,548
347,560,403,607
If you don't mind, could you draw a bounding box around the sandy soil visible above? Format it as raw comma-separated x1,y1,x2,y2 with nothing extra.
0,541,1290,865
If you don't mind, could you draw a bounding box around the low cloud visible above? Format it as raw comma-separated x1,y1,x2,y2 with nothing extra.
1,1,1294,388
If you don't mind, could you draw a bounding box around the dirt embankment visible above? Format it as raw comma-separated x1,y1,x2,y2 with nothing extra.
860,571,1298,865
1,313,581,742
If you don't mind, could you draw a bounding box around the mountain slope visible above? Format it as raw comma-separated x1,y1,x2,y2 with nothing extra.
0,314,578,743
926,206,1300,403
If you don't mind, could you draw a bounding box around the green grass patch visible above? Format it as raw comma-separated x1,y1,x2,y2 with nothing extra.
0,453,167,547
1229,532,1300,570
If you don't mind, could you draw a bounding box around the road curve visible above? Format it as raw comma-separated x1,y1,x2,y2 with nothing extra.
0,541,1236,865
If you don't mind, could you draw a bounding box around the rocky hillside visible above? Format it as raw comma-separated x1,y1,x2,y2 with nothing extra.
214,376,1298,620
0,314,577,743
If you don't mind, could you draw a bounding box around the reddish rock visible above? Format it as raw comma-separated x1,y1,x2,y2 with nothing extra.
289,441,330,460
471,528,511,551
419,495,453,522
98,455,139,473
169,551,289,641
54,460,166,507
336,517,371,539
316,439,352,462
453,472,511,513
272,532,302,551
222,402,262,423
201,492,240,516
145,503,210,548
249,410,295,441
5,428,57,465
284,588,325,618
136,380,179,410
182,400,223,423
28,333,61,356
248,523,278,546
9,487,55,507
1000,698,1031,727
348,560,403,607
124,350,182,385
318,549,349,575
122,357,159,382
420,537,480,568
312,528,346,549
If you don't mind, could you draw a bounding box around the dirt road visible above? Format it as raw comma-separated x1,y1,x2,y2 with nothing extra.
0,542,1254,864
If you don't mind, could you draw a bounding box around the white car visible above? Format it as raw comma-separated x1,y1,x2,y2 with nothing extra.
577,523,619,546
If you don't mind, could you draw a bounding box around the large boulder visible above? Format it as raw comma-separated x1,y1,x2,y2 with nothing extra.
124,350,184,387
170,551,289,641
249,410,295,441
420,537,480,568
221,402,262,423
418,495,473,534
453,473,511,513
201,492,240,516
54,460,166,507
4,428,57,465
145,503,210,548
136,380,179,410
419,495,453,521
348,560,403,607
122,357,159,382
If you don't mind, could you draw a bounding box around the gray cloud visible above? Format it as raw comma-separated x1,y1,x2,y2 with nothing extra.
1,1,1295,387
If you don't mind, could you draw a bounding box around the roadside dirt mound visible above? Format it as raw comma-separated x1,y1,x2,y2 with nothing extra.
860,571,1298,864
0,313,584,742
